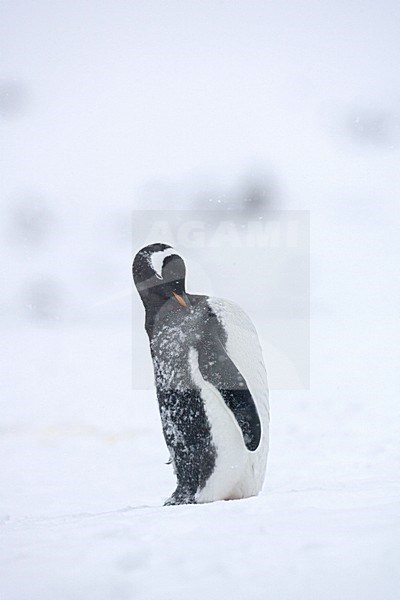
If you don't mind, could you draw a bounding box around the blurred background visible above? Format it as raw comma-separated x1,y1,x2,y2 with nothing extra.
1,0,399,331
1,0,399,500
1,2,400,598
1,0,400,564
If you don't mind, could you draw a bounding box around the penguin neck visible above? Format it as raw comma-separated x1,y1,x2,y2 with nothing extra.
143,293,188,338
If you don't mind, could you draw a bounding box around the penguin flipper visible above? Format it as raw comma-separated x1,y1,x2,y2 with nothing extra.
197,310,262,451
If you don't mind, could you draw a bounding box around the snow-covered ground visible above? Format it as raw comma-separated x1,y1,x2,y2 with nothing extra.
1,1,400,598
1,304,399,599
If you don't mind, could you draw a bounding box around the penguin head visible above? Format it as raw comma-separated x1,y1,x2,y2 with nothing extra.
132,243,189,310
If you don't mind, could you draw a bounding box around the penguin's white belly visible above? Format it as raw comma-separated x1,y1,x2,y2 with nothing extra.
188,348,255,502
188,295,269,504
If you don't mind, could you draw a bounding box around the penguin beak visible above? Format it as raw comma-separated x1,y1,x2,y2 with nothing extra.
172,292,189,308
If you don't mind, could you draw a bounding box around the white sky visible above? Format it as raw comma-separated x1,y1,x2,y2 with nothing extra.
1,0,399,213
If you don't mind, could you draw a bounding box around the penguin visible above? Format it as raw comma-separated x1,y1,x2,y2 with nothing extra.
132,242,269,505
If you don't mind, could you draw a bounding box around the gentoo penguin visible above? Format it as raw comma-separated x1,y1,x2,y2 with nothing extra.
132,243,269,505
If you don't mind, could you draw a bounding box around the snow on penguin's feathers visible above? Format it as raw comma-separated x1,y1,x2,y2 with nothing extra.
132,242,269,505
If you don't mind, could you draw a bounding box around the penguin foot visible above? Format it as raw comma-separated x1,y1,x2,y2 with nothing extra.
164,488,196,506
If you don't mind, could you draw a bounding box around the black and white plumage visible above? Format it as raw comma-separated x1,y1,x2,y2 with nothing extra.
132,243,269,505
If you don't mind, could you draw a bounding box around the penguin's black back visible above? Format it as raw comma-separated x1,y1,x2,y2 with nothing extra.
149,295,216,504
